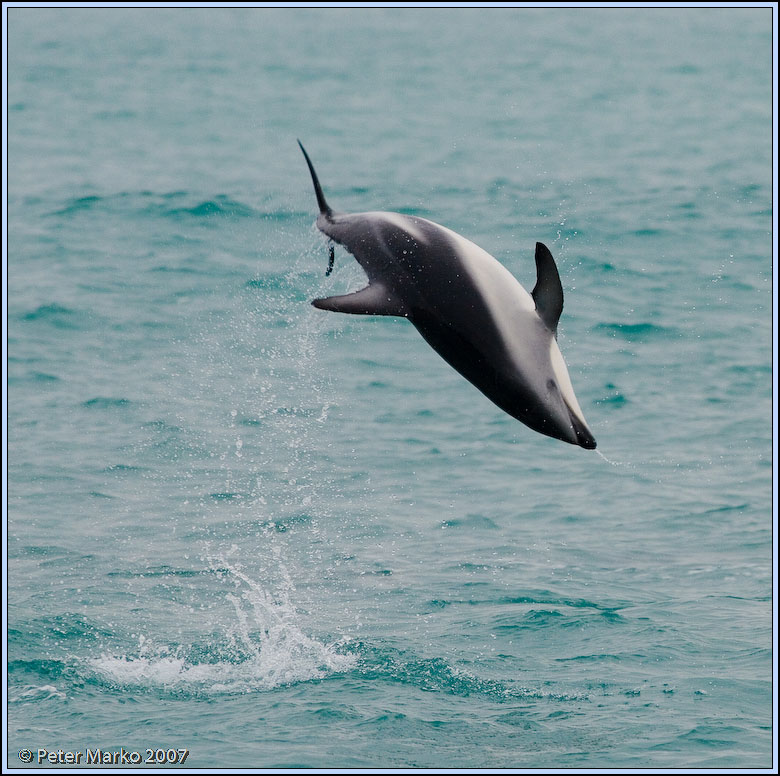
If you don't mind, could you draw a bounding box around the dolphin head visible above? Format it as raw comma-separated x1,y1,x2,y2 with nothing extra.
540,337,597,449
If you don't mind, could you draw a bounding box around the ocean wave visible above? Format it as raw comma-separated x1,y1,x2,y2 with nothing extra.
8,683,67,703
593,321,678,342
48,191,259,221
81,397,133,409
20,303,89,329
353,643,588,703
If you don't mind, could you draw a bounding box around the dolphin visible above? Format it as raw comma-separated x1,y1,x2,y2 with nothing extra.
298,141,596,449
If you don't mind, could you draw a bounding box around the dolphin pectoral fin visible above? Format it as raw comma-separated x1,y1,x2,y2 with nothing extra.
312,283,408,317
531,242,564,336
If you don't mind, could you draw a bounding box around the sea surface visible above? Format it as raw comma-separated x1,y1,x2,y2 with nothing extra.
5,7,775,770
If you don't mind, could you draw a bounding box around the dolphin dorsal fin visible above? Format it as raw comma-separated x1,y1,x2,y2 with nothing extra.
531,242,564,336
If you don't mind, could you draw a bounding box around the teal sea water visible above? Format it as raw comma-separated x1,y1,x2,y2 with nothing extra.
6,7,774,770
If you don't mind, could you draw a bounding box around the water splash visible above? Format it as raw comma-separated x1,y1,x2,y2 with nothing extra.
87,549,357,696
216,549,356,690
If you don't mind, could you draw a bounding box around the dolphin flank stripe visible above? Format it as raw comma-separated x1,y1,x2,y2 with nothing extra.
298,142,596,449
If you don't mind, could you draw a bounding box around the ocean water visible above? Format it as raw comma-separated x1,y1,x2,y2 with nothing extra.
5,6,774,770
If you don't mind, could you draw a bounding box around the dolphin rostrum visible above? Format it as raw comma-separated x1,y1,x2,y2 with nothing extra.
298,141,596,449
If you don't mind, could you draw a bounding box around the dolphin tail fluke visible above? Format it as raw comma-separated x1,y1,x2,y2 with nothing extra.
298,140,333,218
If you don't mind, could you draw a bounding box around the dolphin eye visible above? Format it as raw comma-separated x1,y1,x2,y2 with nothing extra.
547,379,557,392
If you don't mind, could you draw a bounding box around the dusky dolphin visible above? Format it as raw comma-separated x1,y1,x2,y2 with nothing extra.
298,141,596,449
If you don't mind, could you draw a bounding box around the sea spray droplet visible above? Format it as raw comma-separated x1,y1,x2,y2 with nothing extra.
595,449,631,467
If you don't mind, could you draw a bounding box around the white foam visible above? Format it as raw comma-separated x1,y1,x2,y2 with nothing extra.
10,684,66,702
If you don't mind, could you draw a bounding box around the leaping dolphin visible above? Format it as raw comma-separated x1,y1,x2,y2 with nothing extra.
298,141,596,449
